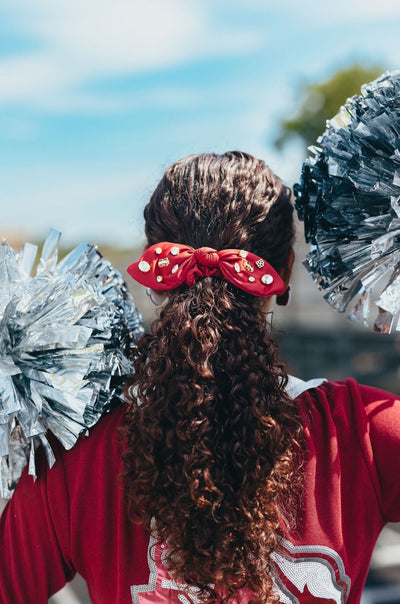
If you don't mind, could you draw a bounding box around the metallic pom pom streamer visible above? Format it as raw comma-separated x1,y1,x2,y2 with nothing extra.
0,229,143,498
295,70,400,333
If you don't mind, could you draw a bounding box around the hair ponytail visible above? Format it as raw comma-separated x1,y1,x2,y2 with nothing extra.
122,152,303,602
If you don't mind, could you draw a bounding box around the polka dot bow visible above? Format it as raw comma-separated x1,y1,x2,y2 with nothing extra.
127,243,285,298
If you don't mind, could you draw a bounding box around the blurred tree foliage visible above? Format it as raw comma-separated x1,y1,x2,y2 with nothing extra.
275,64,384,150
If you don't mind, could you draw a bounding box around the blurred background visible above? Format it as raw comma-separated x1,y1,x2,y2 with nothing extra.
1,0,400,601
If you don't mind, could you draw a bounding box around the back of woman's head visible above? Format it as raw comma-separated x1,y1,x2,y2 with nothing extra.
144,151,293,270
123,152,303,603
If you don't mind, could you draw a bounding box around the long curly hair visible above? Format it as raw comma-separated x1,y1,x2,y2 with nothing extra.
122,152,303,602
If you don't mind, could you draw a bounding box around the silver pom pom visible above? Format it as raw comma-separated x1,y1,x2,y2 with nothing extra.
295,70,400,333
0,229,143,498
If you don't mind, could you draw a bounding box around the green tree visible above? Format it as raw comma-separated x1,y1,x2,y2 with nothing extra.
275,64,384,150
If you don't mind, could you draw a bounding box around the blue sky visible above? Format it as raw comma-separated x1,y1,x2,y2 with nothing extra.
2,0,400,248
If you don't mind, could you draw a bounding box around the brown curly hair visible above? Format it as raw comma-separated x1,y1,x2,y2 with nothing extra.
122,152,303,602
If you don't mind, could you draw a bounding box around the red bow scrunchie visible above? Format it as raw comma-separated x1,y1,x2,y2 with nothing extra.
127,242,285,298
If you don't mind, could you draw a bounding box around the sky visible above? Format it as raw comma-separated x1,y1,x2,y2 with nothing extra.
2,0,400,248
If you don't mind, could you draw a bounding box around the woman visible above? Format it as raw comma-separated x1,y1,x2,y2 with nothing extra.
1,151,399,603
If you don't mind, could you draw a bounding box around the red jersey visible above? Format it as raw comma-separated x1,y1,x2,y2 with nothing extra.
1,379,399,603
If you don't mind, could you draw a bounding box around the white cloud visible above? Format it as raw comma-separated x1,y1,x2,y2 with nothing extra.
323,0,400,17
2,0,399,112
21,0,205,73
0,0,263,111
245,0,400,17
0,53,70,104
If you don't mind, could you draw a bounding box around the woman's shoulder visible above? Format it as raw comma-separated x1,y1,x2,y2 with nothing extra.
297,377,400,521
294,376,400,463
30,402,128,494
295,376,399,412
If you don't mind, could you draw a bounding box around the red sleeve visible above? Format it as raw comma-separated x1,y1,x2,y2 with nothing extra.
0,443,75,603
359,383,400,522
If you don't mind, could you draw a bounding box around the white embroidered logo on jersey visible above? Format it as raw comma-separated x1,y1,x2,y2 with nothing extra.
131,532,351,603
271,538,351,603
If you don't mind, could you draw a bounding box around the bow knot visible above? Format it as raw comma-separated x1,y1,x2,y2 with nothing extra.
194,247,220,268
